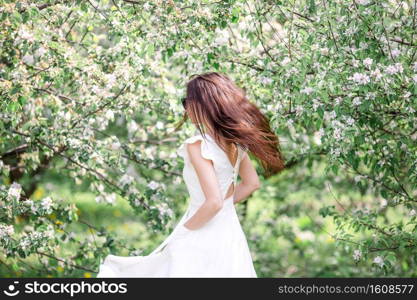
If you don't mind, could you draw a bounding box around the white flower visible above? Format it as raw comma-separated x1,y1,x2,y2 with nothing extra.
22,54,34,65
320,47,329,55
346,117,355,126
41,197,53,211
91,85,101,94
385,63,403,75
18,27,35,42
8,182,22,200
105,193,116,204
95,183,105,193
20,238,31,250
297,231,315,241
133,198,141,207
31,231,42,240
380,198,388,208
127,185,139,197
105,110,115,121
286,119,294,127
295,105,304,116
403,91,411,99
259,76,273,85
351,72,370,85
371,68,383,80
120,174,135,186
105,73,117,87
359,42,368,49
95,195,104,203
0,224,14,239
410,209,416,217
331,147,341,157
214,36,228,46
147,180,159,190
23,199,38,214
352,97,362,106
354,175,362,182
333,127,343,141
345,26,358,36
143,2,151,10
281,57,291,66
44,225,55,239
353,249,362,261
213,28,229,47
63,111,71,121
357,0,370,5
301,87,314,95
363,58,373,67
391,49,401,58
95,192,116,204
128,120,139,133
156,121,164,130
314,128,324,144
67,138,80,148
35,46,47,57
111,141,121,151
373,256,384,267
385,65,397,75
318,128,325,138
155,202,174,218
377,159,386,167
312,98,321,111
6,225,14,236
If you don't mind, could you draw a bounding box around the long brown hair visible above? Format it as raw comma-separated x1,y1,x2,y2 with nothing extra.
175,71,285,178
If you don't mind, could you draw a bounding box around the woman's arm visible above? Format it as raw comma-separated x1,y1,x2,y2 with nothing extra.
233,152,261,204
183,140,224,230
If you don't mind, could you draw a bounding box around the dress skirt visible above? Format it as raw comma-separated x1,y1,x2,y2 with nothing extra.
96,195,257,278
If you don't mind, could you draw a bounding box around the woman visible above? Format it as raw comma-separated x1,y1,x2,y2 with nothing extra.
96,72,285,277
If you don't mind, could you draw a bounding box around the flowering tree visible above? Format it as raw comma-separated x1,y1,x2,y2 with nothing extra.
1,0,416,277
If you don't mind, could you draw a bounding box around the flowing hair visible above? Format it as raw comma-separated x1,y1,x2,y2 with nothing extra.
175,71,285,178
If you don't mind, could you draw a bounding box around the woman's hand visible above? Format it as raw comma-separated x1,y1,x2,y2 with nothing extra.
182,223,192,231
233,152,261,204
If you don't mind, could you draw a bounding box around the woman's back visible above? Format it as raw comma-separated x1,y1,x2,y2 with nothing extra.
176,133,244,208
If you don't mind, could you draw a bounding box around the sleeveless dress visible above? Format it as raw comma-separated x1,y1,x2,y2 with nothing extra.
96,133,257,277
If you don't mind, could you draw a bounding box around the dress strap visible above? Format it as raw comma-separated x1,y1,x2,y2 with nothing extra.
224,145,241,201
233,145,241,185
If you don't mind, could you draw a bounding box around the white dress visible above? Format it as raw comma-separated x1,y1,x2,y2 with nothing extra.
96,133,257,277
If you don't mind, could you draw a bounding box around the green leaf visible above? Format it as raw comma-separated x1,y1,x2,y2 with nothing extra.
219,19,227,28
317,107,324,119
